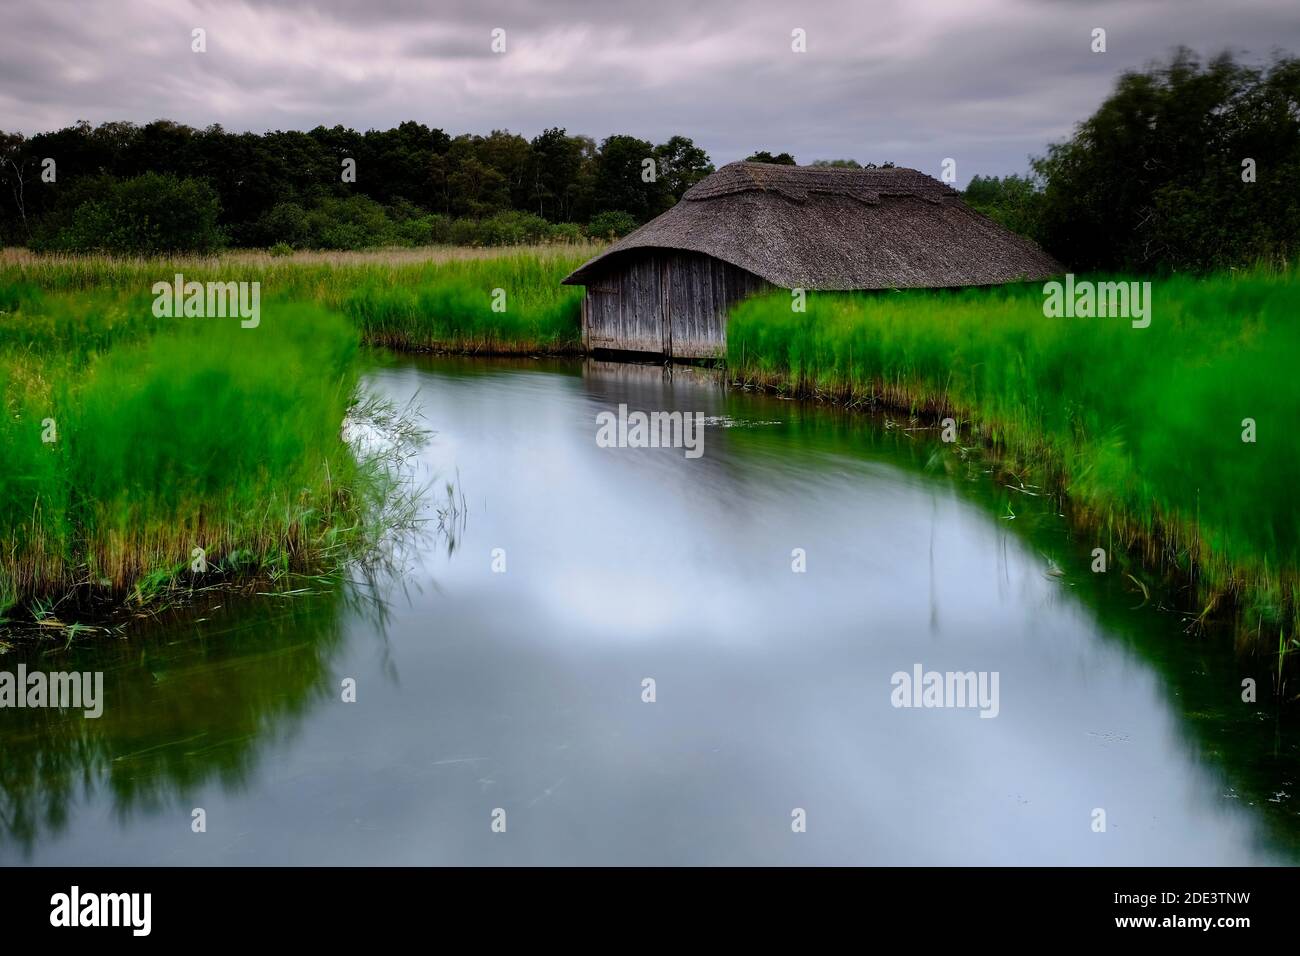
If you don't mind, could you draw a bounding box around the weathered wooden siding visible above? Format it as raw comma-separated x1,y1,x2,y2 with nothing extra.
581,250,769,359
583,254,666,354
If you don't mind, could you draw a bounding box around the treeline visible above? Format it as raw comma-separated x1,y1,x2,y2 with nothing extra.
963,48,1300,272
2,49,1297,270
0,122,716,252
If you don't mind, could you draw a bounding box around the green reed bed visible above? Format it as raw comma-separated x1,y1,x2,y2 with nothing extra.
728,270,1300,643
0,245,587,619
1,246,590,354
335,253,585,353
0,290,405,620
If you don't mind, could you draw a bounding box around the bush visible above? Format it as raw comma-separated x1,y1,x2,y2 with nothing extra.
255,202,310,249
586,210,638,239
438,212,581,247
449,217,484,246
390,213,452,246
476,210,555,247
32,173,225,255
314,222,370,250
426,214,454,245
303,195,395,249
250,195,496,250
547,222,585,244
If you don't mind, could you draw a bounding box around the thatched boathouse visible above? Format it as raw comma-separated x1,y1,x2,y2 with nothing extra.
562,161,1062,359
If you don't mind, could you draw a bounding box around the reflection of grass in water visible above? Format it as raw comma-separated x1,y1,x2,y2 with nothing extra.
720,403,1300,861
0,497,457,858
0,589,345,857
0,441,452,858
728,270,1300,648
434,476,469,557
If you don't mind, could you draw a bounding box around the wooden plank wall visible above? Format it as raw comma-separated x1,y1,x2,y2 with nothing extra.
583,255,664,354
582,250,769,359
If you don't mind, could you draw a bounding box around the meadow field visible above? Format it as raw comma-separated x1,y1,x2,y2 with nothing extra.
1,247,1296,661
0,246,591,354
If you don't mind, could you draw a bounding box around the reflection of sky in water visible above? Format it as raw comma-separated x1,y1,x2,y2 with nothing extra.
3,357,1293,865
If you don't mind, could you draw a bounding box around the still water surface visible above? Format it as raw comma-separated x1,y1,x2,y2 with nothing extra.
1,355,1295,864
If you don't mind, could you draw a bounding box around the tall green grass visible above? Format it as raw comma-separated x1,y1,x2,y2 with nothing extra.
0,245,587,617
335,254,584,352
1,247,589,354
0,292,397,617
728,271,1300,638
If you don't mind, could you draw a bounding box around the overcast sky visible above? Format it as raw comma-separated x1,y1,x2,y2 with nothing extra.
3,0,1298,184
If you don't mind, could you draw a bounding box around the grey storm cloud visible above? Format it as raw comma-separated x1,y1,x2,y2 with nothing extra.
2,0,1298,182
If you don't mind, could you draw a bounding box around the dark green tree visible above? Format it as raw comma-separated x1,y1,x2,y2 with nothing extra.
963,174,1044,242
32,172,224,254
592,135,668,221
653,135,714,209
1033,48,1300,271
528,127,585,221
476,130,533,210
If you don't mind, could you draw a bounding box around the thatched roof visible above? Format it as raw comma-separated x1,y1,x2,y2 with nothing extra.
563,162,1062,289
